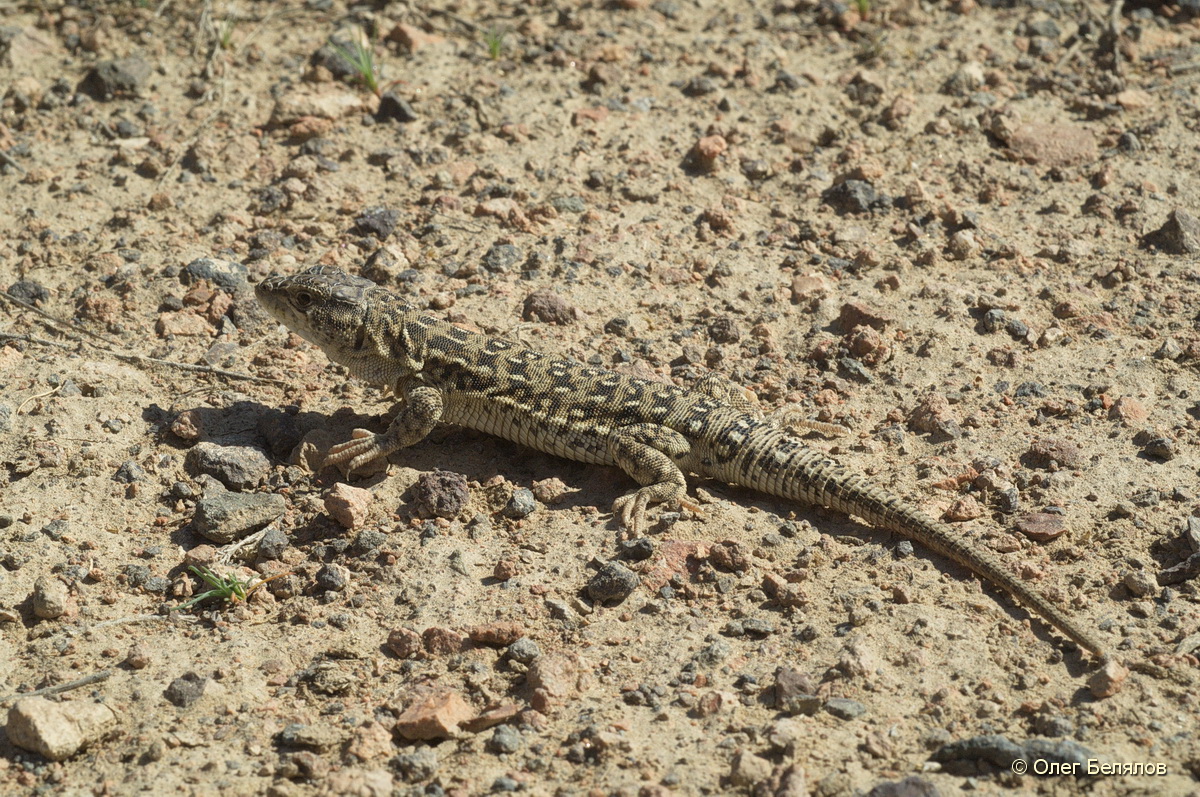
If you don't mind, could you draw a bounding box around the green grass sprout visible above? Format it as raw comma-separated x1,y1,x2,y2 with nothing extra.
176,565,285,611
483,27,506,61
332,29,381,96
219,17,236,51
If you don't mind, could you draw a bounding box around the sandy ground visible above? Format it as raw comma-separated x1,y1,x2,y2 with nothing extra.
2,0,1200,795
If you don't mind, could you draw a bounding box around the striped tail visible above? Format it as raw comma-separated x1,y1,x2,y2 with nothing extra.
730,428,1109,659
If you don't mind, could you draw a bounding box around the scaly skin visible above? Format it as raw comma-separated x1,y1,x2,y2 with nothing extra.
256,265,1109,661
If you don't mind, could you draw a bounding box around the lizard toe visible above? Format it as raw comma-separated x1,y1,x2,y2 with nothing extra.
326,429,384,472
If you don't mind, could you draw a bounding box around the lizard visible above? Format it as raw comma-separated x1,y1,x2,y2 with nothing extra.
255,265,1110,662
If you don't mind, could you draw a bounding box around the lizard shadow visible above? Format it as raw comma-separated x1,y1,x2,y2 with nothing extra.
687,481,1102,679
295,408,626,521
170,402,1103,677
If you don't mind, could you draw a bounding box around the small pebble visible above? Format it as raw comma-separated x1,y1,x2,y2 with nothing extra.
507,637,540,663
585,562,639,604
32,575,69,620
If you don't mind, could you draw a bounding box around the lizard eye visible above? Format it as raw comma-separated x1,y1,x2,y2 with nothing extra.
294,291,314,309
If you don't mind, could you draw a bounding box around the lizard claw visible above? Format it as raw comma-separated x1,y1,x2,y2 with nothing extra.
612,489,701,536
325,428,386,474
612,491,649,537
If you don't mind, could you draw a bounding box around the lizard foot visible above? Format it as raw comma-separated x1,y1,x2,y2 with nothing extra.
325,429,388,474
611,486,695,536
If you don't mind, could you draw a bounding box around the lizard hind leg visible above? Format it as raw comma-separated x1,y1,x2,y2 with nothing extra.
692,372,763,417
770,404,847,438
607,423,696,536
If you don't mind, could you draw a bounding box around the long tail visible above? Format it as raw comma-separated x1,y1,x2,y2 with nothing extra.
730,430,1109,659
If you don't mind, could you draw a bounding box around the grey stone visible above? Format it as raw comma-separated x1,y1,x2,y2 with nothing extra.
693,639,731,668
180,258,249,292
826,697,867,720
487,725,523,754
186,442,271,490
376,91,418,123
507,637,540,663
865,775,942,797
392,747,439,782
503,488,538,519
1143,209,1200,255
193,481,286,544
549,195,586,213
113,459,145,484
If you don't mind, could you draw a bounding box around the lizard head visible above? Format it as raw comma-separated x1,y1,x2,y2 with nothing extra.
255,266,423,384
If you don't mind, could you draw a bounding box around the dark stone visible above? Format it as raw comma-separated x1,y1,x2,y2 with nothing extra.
113,460,146,483
82,57,152,98
257,526,289,560
353,206,400,239
707,317,741,344
503,488,537,519
506,637,540,663
682,76,718,96
586,562,640,603
410,470,470,519
351,529,387,557
822,180,877,213
7,280,50,305
482,244,523,273
122,563,152,587
620,538,654,561
163,671,208,707
256,411,301,460
1142,436,1176,461
256,186,287,214
376,91,419,123
315,563,350,592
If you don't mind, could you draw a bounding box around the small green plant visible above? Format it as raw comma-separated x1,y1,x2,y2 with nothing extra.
218,17,236,51
176,565,282,611
483,27,505,61
332,30,381,96
853,0,870,15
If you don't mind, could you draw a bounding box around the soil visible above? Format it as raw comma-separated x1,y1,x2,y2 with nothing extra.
2,0,1200,795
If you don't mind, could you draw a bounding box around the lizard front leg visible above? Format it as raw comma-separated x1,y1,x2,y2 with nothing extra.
607,423,701,535
325,385,444,474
